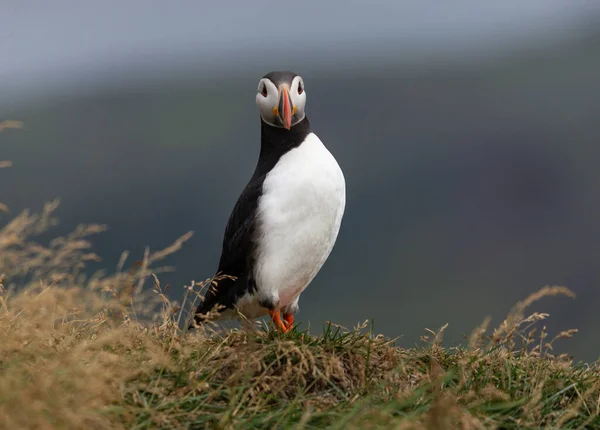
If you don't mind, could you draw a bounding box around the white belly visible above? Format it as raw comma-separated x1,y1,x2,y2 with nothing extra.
250,133,346,312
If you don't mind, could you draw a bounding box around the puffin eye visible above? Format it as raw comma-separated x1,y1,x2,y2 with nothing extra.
261,85,268,97
298,82,303,94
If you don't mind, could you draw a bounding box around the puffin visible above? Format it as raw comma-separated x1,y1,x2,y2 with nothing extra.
191,71,346,333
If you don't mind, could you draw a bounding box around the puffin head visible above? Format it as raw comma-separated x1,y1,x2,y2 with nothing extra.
256,71,306,130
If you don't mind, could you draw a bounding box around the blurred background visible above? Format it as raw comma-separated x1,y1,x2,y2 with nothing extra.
2,1,600,361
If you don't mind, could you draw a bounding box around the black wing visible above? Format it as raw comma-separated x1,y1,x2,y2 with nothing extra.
217,177,263,275
192,176,264,321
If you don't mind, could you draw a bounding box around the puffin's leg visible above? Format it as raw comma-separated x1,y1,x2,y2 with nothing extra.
268,310,288,332
281,298,299,332
282,313,294,331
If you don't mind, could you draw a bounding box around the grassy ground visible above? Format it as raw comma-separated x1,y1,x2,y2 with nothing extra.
2,125,600,429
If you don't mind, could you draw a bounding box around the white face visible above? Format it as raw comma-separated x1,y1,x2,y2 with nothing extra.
255,75,306,130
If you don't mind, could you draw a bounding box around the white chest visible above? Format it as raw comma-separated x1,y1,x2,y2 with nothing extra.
252,133,346,309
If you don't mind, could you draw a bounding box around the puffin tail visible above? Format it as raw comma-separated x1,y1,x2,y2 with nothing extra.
187,273,243,330
188,298,216,330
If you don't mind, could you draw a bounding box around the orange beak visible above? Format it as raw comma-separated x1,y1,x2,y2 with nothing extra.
278,87,292,130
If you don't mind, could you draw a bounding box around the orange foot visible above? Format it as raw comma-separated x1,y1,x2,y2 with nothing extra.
283,313,294,332
269,310,292,333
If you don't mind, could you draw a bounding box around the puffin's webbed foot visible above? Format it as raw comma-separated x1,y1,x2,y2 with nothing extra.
269,310,292,333
282,313,294,332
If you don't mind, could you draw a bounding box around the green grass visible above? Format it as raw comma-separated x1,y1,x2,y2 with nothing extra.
116,307,599,430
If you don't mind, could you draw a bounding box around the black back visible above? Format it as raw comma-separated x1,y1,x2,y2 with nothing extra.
192,116,312,324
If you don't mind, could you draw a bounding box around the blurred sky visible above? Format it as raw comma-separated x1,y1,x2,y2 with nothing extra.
2,0,600,103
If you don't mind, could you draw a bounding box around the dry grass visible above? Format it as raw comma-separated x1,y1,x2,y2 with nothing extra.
2,123,600,429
